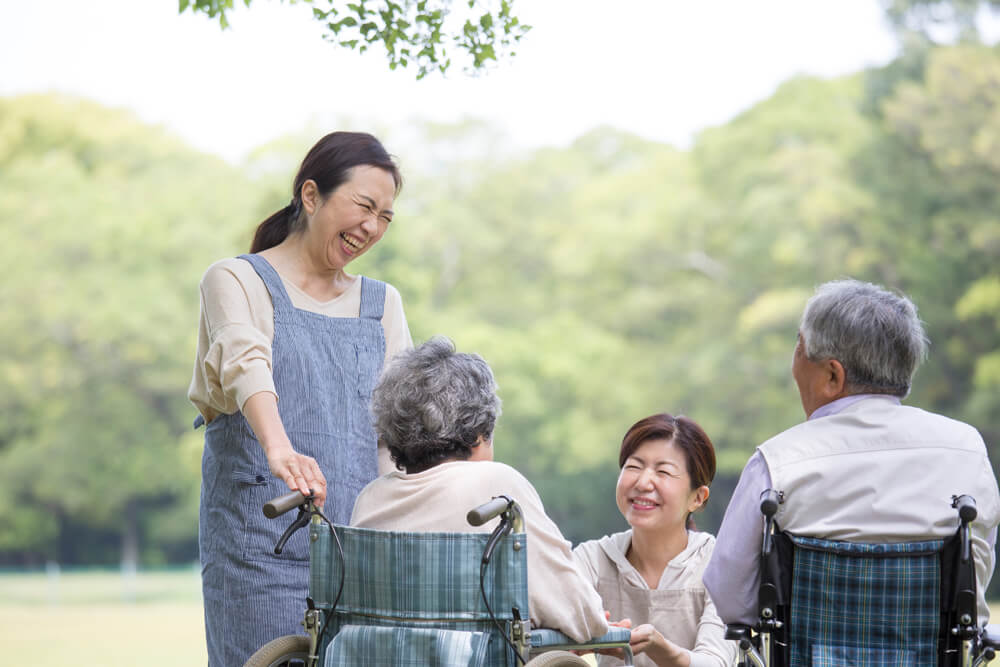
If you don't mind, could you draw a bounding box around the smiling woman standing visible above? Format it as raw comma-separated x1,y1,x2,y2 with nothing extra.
573,414,736,667
187,132,412,667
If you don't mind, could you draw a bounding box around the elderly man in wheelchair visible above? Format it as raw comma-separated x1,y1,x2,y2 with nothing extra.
704,279,1000,667
244,336,634,667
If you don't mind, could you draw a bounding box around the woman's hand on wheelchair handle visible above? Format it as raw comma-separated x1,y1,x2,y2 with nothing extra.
243,391,328,507
266,440,328,508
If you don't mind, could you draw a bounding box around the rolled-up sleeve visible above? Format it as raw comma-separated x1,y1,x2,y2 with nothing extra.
188,261,276,420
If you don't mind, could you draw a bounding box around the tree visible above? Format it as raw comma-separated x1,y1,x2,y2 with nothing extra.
0,94,255,567
880,0,1000,43
179,0,530,79
5,43,1000,560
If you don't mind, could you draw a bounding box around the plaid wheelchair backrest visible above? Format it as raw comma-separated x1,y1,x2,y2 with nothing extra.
785,534,946,667
309,522,530,666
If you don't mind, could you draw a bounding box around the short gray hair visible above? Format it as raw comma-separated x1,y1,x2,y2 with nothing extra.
371,336,502,472
800,279,929,397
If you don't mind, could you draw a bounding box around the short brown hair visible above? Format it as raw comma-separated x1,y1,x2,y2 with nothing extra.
619,413,717,528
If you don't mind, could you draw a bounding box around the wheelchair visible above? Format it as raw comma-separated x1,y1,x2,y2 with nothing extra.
244,491,633,667
726,489,1000,667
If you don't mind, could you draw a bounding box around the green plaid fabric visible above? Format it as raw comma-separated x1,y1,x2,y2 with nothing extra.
326,625,491,665
310,523,529,666
788,535,945,667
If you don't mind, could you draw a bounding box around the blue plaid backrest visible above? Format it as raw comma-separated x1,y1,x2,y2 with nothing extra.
309,522,530,665
788,535,945,667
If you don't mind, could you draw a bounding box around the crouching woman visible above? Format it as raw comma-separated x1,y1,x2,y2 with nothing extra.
573,414,736,667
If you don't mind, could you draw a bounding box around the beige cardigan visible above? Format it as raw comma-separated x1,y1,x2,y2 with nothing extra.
187,257,412,474
351,460,610,643
574,531,736,667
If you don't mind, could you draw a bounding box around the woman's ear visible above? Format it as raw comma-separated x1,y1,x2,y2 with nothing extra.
300,179,320,215
688,485,710,513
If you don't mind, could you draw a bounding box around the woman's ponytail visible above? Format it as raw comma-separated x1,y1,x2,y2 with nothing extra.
250,200,299,253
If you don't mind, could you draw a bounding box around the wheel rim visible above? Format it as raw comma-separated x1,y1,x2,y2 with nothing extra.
266,651,308,667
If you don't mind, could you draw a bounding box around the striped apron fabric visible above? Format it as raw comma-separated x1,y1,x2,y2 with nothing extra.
198,253,385,667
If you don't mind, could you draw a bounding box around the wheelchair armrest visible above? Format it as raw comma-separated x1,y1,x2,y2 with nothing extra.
983,624,1000,649
531,627,634,666
530,627,631,649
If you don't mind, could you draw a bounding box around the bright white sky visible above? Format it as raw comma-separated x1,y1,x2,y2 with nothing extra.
1,0,900,163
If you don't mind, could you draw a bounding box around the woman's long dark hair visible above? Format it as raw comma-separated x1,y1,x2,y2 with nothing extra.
250,132,402,253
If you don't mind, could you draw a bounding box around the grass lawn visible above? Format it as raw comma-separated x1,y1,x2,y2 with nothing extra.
0,568,206,667
1,568,997,666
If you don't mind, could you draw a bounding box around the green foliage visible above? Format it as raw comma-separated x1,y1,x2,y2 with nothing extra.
4,39,1000,561
179,0,530,79
880,0,1000,42
0,95,254,565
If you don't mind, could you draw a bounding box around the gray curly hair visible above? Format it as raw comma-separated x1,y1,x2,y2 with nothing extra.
371,336,502,473
800,279,929,397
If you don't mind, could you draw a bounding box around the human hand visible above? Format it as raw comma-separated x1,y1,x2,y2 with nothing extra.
590,613,632,659
265,441,328,508
629,624,689,667
606,611,632,629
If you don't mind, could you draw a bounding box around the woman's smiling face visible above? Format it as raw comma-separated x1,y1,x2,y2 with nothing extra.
615,437,705,534
303,164,396,270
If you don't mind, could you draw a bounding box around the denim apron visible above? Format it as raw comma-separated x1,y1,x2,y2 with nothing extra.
198,253,385,667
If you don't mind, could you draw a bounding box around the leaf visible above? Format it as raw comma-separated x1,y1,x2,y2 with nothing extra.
956,276,1000,320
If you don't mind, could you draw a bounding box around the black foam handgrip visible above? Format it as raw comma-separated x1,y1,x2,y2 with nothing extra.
263,490,307,519
760,489,782,518
467,496,511,526
953,494,977,523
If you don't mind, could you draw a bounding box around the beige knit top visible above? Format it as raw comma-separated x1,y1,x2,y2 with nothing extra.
187,257,412,474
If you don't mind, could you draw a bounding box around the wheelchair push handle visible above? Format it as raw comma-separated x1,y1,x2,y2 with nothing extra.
760,489,783,518
263,490,309,519
952,494,977,524
467,496,513,526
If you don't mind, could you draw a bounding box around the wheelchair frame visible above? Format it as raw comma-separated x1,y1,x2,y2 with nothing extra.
726,490,999,667
244,491,634,667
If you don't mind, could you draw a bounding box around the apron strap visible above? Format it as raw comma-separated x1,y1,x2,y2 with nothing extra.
359,277,386,321
237,253,296,318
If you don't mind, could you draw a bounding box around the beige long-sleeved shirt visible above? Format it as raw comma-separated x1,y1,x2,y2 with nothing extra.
187,257,412,473
573,530,736,667
350,460,610,643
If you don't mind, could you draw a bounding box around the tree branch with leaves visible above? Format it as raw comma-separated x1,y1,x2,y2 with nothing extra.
179,0,530,78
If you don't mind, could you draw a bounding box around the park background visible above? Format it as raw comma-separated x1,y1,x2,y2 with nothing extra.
2,0,1000,664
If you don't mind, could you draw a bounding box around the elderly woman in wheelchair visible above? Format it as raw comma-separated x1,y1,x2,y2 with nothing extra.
245,336,633,666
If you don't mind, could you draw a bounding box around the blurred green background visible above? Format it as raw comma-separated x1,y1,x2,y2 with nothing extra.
3,1,1000,664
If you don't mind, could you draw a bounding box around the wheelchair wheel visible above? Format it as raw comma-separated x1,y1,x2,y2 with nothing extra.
525,650,591,666
243,634,310,667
